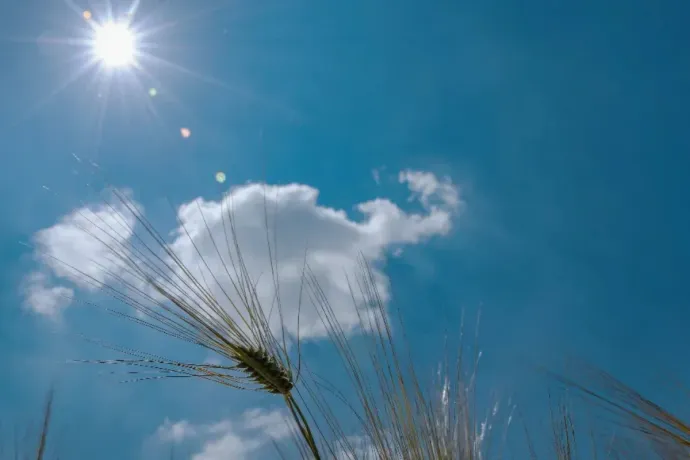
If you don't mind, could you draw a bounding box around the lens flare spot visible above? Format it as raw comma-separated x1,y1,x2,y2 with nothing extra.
180,127,191,138
215,172,226,183
83,10,92,20
148,88,157,97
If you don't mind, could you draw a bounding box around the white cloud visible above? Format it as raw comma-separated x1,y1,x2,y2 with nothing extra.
24,172,462,340
156,419,198,443
242,408,292,440
399,169,461,211
22,272,74,317
162,179,458,338
155,409,290,460
30,190,139,291
193,429,259,460
335,435,378,460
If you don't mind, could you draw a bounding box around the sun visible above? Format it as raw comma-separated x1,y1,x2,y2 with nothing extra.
93,22,136,67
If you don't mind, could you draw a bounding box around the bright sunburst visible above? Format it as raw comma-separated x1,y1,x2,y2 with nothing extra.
20,0,247,149
93,22,136,68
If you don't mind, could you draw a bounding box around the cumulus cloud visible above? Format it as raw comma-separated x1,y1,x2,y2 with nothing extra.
23,172,462,338
161,180,459,337
155,409,290,460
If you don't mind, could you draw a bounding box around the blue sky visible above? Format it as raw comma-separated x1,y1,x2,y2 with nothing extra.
1,0,689,458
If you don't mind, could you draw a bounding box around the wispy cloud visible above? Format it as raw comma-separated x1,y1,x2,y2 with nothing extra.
30,189,138,290
156,419,199,443
399,169,461,211
371,168,381,185
22,272,73,317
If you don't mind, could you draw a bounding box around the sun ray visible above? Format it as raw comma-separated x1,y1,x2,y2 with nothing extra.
135,2,233,40
89,72,114,164
151,51,299,119
4,56,100,131
9,36,92,47
10,0,299,156
120,66,164,121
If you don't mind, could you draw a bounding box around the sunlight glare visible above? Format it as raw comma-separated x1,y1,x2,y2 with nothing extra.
94,22,135,67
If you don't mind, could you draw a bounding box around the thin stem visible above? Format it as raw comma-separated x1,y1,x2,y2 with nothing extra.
285,394,322,460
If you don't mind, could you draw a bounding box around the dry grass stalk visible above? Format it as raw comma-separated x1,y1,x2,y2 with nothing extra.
0,390,55,460
35,389,54,460
62,187,506,459
549,393,578,460
48,188,545,459
51,188,322,458
298,257,509,459
29,182,690,459
549,362,690,459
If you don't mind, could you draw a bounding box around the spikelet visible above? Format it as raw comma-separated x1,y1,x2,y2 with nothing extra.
233,345,294,395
